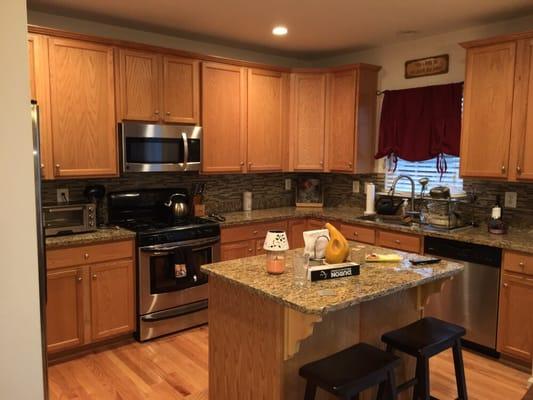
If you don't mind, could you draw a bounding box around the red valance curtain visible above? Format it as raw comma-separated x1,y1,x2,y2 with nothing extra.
375,82,463,174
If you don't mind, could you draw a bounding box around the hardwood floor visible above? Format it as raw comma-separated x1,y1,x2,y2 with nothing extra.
48,325,530,399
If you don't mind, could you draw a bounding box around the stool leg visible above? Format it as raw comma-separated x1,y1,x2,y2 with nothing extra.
412,356,430,400
387,369,397,400
304,381,317,400
452,339,468,400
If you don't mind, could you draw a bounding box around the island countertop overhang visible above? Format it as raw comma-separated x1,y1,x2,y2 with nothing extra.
201,244,464,315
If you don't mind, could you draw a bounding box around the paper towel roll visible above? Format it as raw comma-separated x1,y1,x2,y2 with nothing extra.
243,191,252,211
365,183,376,215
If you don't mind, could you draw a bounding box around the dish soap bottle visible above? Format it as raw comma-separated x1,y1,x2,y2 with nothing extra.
488,195,506,234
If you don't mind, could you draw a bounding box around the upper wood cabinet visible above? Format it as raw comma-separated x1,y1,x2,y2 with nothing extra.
28,35,37,99
118,49,200,124
290,73,328,171
247,68,290,172
461,42,516,178
162,55,200,124
202,62,247,173
118,49,160,122
327,66,378,174
48,37,118,178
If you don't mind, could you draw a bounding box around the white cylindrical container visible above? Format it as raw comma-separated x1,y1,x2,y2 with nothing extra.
364,183,376,216
243,191,252,211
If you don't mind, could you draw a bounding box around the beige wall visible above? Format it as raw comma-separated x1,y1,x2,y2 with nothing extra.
27,10,311,68
0,1,45,399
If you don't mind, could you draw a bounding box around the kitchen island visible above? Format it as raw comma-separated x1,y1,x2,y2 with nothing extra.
201,244,464,400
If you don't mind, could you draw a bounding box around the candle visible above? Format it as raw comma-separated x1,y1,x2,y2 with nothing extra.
267,254,285,274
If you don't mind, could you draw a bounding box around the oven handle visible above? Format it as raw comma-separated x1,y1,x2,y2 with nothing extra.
141,299,208,322
140,236,220,253
182,132,189,170
46,206,84,213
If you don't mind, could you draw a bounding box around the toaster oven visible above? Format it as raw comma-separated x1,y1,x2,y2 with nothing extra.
43,203,96,236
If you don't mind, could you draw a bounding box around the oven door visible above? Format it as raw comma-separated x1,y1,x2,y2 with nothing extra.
138,238,219,315
121,122,202,173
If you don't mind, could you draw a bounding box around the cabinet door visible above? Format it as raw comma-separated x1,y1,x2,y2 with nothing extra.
288,219,307,249
27,34,54,180
48,38,117,177
461,42,516,178
327,69,356,172
162,56,199,124
290,73,327,171
90,260,134,341
247,68,289,172
220,240,255,261
202,62,247,173
511,39,533,181
119,49,160,122
498,273,533,362
46,268,84,353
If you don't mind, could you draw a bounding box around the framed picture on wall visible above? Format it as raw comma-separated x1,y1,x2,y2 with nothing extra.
296,178,323,208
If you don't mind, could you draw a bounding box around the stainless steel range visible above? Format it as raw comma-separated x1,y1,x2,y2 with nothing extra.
108,188,220,341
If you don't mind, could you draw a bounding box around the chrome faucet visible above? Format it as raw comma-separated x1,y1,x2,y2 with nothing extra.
389,175,416,212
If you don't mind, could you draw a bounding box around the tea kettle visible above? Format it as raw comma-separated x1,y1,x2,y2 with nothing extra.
164,193,189,218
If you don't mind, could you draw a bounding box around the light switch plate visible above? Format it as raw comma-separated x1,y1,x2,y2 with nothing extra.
504,192,517,208
352,180,360,193
57,188,69,204
284,179,291,191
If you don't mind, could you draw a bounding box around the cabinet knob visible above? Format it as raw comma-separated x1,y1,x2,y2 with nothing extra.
320,161,324,166
248,162,252,167
154,110,160,115
165,111,171,116
253,230,258,234
40,163,45,170
77,276,82,282
501,165,506,173
348,162,353,167
240,161,244,166
84,253,89,260
353,232,359,236
248,248,253,252
55,164,60,172
519,261,525,268
503,283,508,288
394,239,401,244
517,165,522,174
92,274,97,280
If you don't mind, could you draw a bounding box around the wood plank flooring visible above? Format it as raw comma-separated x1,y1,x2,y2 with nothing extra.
49,325,530,399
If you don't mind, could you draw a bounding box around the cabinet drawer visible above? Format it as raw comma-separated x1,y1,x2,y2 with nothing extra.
47,240,134,270
340,224,375,244
221,220,288,243
503,250,533,276
377,230,421,253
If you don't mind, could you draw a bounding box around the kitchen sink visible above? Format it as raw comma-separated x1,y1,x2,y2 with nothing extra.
356,214,416,227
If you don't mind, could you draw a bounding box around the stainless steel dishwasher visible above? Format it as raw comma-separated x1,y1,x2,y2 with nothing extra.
423,236,502,356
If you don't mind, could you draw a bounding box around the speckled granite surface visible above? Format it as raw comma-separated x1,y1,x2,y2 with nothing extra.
202,244,463,315
45,227,136,249
220,207,533,253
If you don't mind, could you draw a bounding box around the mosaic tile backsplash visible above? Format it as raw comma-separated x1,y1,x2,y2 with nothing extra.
42,173,533,227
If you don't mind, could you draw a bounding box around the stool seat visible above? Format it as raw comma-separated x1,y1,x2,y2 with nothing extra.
299,343,400,397
381,317,466,358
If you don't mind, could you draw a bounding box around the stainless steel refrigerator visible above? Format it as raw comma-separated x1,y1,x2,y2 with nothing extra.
31,100,49,398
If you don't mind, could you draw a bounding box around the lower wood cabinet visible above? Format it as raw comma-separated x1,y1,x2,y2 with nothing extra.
340,224,376,244
376,230,422,253
46,240,135,354
288,219,307,249
220,240,255,261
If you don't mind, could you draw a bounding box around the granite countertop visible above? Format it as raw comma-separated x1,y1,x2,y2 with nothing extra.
220,207,533,253
45,227,136,249
201,244,463,315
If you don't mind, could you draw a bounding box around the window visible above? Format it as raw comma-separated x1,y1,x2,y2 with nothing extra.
385,154,464,195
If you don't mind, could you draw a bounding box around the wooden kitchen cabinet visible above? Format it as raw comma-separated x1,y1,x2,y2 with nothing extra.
290,72,328,171
247,68,290,172
46,267,84,353
376,229,422,253
288,219,307,249
48,37,117,178
498,272,533,362
90,260,135,341
340,223,376,244
202,62,247,173
118,49,160,122
221,240,255,261
162,55,200,124
45,240,135,354
327,66,379,174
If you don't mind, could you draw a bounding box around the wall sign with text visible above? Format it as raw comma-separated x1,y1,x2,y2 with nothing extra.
405,54,449,79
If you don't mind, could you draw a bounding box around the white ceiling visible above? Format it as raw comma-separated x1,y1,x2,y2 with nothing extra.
28,0,533,57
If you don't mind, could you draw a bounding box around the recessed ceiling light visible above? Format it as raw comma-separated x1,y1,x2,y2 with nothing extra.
397,30,418,36
272,26,288,36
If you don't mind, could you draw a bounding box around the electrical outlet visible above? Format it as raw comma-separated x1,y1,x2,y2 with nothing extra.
284,179,291,191
57,188,69,204
504,192,517,208
352,180,360,193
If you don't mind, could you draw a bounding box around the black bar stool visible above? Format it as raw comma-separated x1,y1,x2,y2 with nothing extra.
380,317,468,400
299,342,400,400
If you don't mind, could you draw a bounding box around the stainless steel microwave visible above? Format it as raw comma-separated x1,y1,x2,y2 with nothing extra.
43,203,96,237
120,122,202,173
